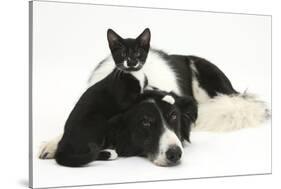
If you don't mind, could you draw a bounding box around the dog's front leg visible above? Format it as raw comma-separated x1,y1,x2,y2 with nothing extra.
38,134,62,159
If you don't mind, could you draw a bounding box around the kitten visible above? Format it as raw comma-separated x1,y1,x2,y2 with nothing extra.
107,28,150,72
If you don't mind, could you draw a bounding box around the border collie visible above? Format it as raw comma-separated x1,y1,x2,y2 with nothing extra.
88,28,269,131
54,89,197,167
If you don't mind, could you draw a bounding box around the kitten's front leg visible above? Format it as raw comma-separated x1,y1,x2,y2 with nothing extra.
38,135,62,159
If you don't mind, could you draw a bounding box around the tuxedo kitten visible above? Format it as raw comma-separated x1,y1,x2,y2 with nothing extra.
107,28,151,72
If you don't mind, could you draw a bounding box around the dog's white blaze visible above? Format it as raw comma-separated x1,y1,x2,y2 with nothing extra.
162,95,175,104
88,50,182,95
153,125,183,166
38,135,62,159
190,62,210,103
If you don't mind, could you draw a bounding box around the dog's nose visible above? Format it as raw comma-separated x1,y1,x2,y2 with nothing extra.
165,145,182,163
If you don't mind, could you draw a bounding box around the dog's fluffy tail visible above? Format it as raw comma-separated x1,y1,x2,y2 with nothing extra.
194,92,270,132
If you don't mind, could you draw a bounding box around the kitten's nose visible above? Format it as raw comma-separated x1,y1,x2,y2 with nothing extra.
127,59,138,67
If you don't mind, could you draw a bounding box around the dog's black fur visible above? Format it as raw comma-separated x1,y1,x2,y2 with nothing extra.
55,86,197,167
55,66,197,167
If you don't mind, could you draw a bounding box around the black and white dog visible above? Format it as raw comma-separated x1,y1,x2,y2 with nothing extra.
39,28,268,163
56,90,196,167
89,28,269,131
51,58,196,166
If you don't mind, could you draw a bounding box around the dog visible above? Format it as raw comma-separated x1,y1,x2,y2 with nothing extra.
88,28,269,131
54,89,197,167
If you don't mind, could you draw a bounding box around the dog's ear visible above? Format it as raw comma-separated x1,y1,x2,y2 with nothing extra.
175,96,198,142
176,96,198,122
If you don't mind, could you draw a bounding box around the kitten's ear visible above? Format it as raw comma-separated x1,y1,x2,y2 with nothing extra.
107,29,122,48
137,28,151,47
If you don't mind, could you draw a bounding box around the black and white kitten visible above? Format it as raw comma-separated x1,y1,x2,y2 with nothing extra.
107,28,150,72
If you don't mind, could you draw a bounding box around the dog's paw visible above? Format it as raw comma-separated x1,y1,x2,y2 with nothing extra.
38,140,58,159
98,149,118,160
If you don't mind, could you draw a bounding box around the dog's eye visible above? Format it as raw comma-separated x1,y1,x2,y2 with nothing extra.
169,112,177,121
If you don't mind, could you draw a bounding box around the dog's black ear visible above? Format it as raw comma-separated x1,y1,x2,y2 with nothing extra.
175,96,198,142
107,29,122,49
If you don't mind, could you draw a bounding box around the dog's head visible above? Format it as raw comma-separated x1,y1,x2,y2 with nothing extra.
112,90,197,166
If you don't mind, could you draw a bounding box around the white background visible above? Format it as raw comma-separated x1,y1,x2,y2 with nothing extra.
0,0,280,189
31,1,271,188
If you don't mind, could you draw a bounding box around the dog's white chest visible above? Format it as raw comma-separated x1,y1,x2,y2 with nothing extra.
142,51,182,95
88,51,181,95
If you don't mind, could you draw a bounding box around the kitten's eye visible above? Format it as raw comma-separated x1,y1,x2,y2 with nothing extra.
142,118,151,127
134,51,141,57
121,50,126,58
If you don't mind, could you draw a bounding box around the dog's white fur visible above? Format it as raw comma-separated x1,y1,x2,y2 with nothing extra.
153,125,183,166
88,50,182,96
162,95,175,104
194,93,270,132
38,135,62,159
190,62,210,103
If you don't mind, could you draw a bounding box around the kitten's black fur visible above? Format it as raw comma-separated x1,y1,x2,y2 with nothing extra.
55,70,142,167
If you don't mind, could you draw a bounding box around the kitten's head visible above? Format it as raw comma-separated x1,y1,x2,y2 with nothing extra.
107,28,151,72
